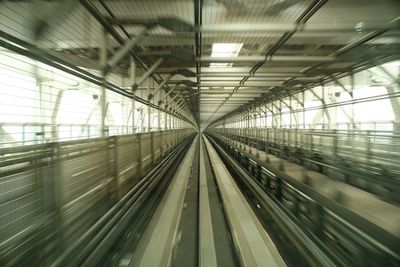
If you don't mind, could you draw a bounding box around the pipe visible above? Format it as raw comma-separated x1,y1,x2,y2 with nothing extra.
199,21,399,33
198,55,335,63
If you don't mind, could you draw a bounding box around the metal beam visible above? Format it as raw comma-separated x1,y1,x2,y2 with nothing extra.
106,17,193,32
270,101,281,112
197,82,282,87
199,21,400,33
280,99,291,109
0,31,195,127
331,76,353,97
167,80,197,88
286,91,304,107
159,84,181,105
200,72,308,77
103,27,148,75
132,58,165,91
83,0,187,120
386,86,400,122
309,88,331,123
377,65,400,87
334,30,389,56
165,93,180,108
205,0,328,128
156,67,309,74
199,55,335,63
148,73,174,100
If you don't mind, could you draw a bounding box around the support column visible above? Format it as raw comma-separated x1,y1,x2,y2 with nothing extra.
158,109,161,131
130,58,136,134
147,79,151,132
100,30,109,137
322,84,326,128
150,132,155,167
147,105,151,132
51,90,65,141
386,85,400,134
350,74,355,130
101,87,107,137
34,66,45,143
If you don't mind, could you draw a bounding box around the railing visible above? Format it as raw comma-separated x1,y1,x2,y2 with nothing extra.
211,125,400,204
219,124,400,173
0,122,182,148
0,129,194,265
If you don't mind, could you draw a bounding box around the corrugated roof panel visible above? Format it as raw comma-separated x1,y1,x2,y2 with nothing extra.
202,0,314,24
288,31,373,47
99,0,194,24
308,0,400,24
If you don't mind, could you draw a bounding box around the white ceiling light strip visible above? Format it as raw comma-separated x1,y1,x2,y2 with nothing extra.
210,43,243,68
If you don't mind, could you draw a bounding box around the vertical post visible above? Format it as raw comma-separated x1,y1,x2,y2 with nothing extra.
246,113,249,140
322,84,326,129
147,80,151,132
137,133,143,178
111,136,118,201
22,124,26,145
158,109,161,131
35,65,45,142
302,91,305,130
289,96,293,128
151,132,155,167
350,74,355,130
253,108,256,131
366,130,371,164
52,143,64,255
333,129,338,161
51,90,65,141
147,105,151,132
130,58,136,134
160,128,164,158
140,108,145,132
100,30,109,137
271,104,275,130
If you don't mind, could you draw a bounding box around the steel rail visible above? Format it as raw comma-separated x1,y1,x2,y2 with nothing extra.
208,133,400,261
205,133,336,267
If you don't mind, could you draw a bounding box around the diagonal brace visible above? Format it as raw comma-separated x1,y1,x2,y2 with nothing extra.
132,57,165,91
103,27,148,75
148,73,174,100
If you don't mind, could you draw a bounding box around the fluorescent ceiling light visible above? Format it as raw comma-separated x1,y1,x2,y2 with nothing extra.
210,43,243,68
211,43,243,57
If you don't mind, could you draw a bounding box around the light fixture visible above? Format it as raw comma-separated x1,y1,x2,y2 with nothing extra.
210,43,243,68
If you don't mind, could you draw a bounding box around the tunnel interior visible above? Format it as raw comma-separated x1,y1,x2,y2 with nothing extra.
0,0,399,266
